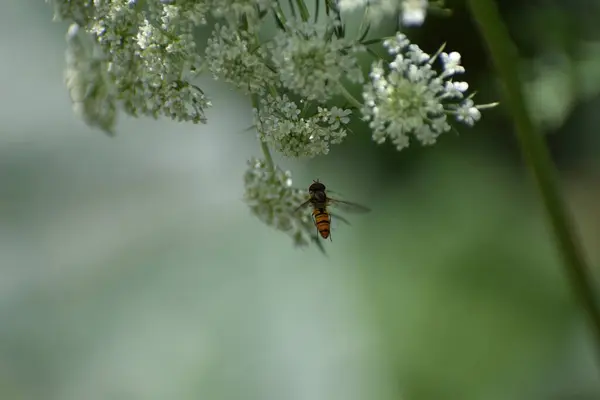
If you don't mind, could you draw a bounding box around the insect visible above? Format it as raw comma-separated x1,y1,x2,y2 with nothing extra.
295,179,371,240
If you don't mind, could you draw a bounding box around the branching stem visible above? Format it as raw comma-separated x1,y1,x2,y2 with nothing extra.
337,82,363,110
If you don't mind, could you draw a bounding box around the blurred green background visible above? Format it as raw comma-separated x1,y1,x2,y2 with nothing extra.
3,1,600,399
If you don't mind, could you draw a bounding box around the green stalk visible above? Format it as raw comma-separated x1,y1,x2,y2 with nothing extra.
273,0,289,30
260,140,275,172
295,0,310,21
467,0,600,355
251,94,275,172
337,82,363,110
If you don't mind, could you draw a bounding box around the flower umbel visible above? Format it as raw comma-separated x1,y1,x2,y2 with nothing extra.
51,0,211,133
243,158,320,248
64,24,117,134
270,21,364,102
205,25,275,95
361,33,494,151
254,95,352,158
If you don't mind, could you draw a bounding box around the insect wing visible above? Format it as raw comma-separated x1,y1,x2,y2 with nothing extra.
328,198,371,213
329,212,351,226
294,198,313,214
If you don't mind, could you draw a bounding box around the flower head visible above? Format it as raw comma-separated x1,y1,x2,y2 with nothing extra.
205,25,275,94
361,33,491,151
65,23,117,134
55,0,211,131
243,158,320,248
158,0,209,26
254,95,352,158
270,21,364,102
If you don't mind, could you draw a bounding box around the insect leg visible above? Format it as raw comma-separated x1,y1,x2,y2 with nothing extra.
329,212,351,226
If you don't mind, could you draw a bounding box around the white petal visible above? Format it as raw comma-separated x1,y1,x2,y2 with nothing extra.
401,0,428,26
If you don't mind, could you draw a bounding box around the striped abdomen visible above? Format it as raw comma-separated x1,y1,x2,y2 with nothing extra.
312,208,331,239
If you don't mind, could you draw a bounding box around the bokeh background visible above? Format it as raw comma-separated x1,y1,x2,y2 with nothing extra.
2,1,600,399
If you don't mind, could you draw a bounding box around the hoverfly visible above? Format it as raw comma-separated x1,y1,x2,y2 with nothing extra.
295,179,371,240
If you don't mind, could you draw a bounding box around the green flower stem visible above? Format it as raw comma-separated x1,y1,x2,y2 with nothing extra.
337,82,363,110
273,0,289,29
287,0,297,18
356,7,370,40
361,37,391,46
260,140,275,172
251,94,275,172
295,0,310,21
467,0,600,355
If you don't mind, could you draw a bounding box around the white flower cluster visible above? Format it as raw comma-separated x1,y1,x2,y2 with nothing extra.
205,25,275,95
64,24,117,134
254,95,352,158
270,21,364,102
243,158,319,248
337,0,429,27
361,33,486,151
160,0,209,26
49,0,211,133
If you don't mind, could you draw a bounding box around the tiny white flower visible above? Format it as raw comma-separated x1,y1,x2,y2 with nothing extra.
401,0,428,26
441,51,466,76
328,107,352,129
453,98,482,126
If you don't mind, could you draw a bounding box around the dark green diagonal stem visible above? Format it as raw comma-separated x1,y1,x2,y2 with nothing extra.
467,0,600,358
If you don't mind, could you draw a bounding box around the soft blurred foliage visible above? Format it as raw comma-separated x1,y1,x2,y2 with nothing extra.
2,1,600,399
